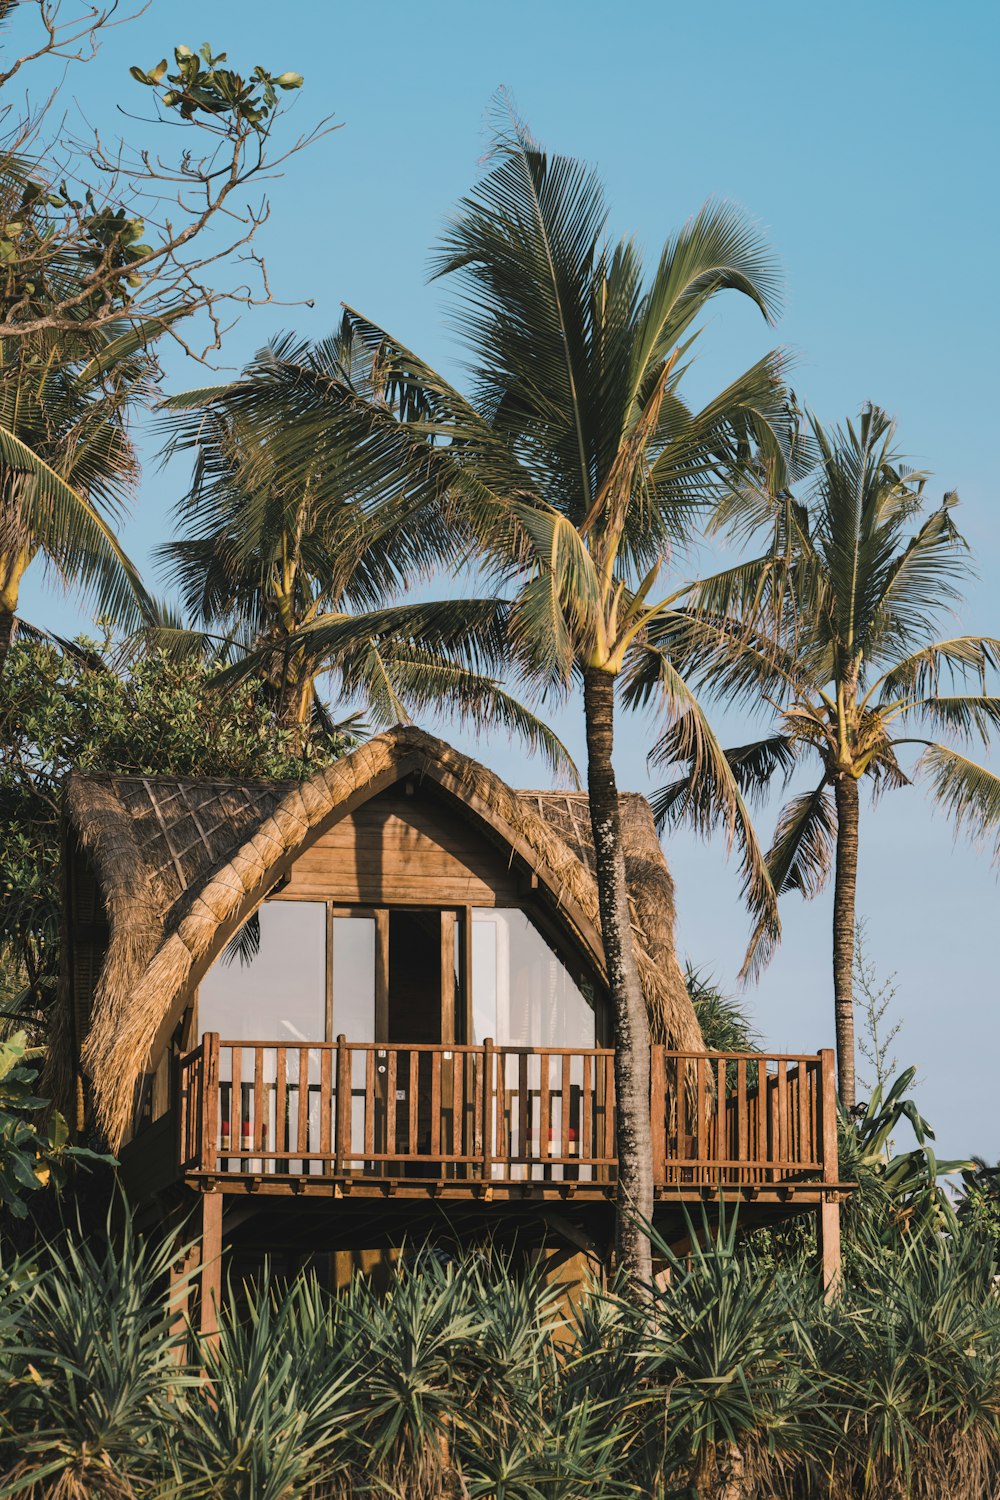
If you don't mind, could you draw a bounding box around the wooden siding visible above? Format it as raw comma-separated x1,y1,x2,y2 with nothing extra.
67,844,108,1048
279,788,522,906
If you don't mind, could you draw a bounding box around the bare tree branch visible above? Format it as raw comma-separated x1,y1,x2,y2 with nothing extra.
0,14,333,360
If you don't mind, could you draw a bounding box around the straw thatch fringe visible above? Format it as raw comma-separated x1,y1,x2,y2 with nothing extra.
69,726,703,1149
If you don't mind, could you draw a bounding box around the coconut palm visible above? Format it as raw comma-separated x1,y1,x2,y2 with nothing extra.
155,320,570,770
243,109,795,1288
652,405,1000,1106
0,314,155,674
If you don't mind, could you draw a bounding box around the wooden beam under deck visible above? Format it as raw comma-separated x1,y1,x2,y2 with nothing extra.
181,1168,851,1206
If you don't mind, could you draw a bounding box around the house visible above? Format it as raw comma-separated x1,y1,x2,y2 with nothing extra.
51,725,842,1327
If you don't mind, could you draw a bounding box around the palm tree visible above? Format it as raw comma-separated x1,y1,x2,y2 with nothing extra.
0,315,154,674
155,321,570,770
653,406,1000,1107
249,110,794,1288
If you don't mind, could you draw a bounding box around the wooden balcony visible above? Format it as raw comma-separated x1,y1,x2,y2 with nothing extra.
176,1035,841,1205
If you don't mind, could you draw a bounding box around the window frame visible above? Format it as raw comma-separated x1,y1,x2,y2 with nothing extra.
194,896,608,1047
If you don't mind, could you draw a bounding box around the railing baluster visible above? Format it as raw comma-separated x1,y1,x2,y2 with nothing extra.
495,1052,507,1171
275,1045,287,1173
560,1053,571,1163
582,1052,593,1172
650,1046,665,1184
602,1054,615,1173
230,1045,242,1169
297,1047,309,1164
408,1051,419,1156
696,1056,707,1184
386,1049,398,1159
538,1051,550,1174
715,1057,726,1184
452,1050,463,1168
482,1040,494,1181
431,1050,442,1157
365,1048,375,1161
737,1058,748,1171
518,1051,529,1166
323,1043,336,1170
201,1034,219,1174
251,1047,263,1160
776,1061,789,1172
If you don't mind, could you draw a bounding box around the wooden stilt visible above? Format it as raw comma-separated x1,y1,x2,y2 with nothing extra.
817,1049,841,1297
817,1195,841,1299
168,1238,199,1352
198,1192,223,1344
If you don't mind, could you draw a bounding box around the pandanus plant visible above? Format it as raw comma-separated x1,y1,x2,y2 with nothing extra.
654,406,1000,1106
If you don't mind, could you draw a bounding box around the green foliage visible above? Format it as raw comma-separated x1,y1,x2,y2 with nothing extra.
1,1209,998,1499
130,43,303,131
0,635,351,1020
0,1212,191,1498
838,1067,973,1250
0,1034,110,1221
685,964,759,1054
957,1159,1000,1247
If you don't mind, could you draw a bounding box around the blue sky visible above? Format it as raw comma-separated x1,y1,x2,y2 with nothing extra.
15,1,1000,1158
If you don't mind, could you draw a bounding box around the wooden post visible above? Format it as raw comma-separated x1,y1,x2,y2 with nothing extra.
650,1045,666,1186
334,1036,349,1175
198,1191,223,1345
200,1033,219,1174
817,1048,841,1298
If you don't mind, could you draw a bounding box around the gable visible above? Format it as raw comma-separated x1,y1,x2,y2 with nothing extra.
281,784,523,907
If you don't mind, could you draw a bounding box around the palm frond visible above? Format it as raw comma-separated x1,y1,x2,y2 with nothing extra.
915,744,1000,860
642,656,780,956
0,425,149,627
629,198,783,389
897,695,1000,747
741,779,836,978
875,636,1000,702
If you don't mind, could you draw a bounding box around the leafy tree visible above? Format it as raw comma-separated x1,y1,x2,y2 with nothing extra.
655,406,1000,1106
0,7,325,354
0,634,352,1021
0,1031,109,1218
153,319,570,766
250,106,794,1290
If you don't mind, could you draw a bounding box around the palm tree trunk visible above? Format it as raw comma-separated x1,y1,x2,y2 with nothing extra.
832,773,859,1108
583,666,654,1292
0,607,15,677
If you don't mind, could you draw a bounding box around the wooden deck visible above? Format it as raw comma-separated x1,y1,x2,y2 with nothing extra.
177,1035,842,1205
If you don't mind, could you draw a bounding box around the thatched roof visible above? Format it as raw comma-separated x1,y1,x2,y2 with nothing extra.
58,725,700,1148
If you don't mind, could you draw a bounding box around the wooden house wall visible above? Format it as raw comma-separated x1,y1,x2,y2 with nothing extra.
66,843,108,1050
277,787,523,907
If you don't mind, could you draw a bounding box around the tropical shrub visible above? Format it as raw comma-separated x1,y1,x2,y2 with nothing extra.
0,1205,997,1499
0,1034,109,1221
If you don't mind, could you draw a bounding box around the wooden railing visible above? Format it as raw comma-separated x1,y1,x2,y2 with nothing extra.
178,1035,838,1192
